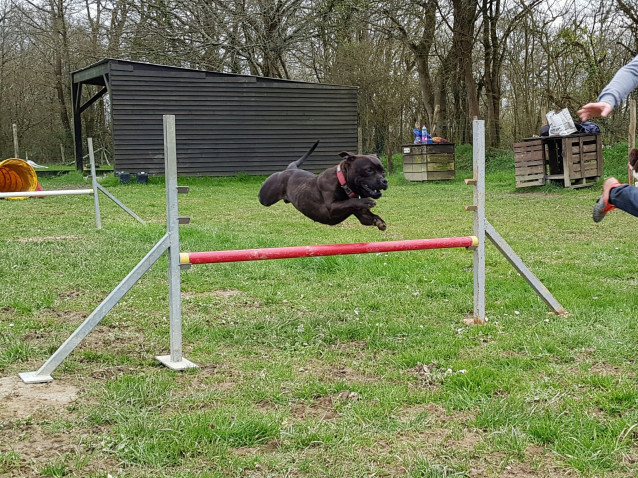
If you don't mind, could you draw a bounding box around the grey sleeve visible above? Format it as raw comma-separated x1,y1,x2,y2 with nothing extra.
598,54,638,109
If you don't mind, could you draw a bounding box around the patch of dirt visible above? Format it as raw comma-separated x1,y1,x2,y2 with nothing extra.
288,390,360,421
73,322,149,360
0,377,122,477
588,362,627,377
14,235,82,243
331,340,368,352
182,289,264,314
0,378,82,473
89,365,140,380
1,426,82,462
397,402,474,426
37,309,87,324
329,365,372,383
57,290,85,301
176,364,236,391
1,305,16,315
299,358,379,385
562,361,633,382
0,376,78,420
230,399,578,477
471,446,578,478
390,404,579,477
169,363,237,403
406,363,447,389
183,288,243,299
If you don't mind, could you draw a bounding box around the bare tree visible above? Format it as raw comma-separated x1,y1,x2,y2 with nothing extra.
17,0,74,138
616,0,638,56
372,0,439,127
480,0,543,147
163,0,315,77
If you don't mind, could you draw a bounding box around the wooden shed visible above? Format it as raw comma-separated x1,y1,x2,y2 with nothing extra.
71,59,359,176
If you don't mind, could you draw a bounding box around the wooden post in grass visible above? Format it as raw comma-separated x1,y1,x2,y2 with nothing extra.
387,125,394,174
431,104,440,136
12,124,18,158
629,100,636,186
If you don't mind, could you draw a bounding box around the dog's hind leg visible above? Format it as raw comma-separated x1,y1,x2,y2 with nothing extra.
258,173,287,206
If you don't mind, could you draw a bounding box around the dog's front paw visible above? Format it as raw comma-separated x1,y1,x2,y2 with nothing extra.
375,218,387,231
361,198,377,208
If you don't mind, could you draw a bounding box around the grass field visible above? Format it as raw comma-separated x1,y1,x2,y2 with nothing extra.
1,143,638,477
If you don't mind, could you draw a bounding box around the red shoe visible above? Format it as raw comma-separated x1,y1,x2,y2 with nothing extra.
592,177,621,222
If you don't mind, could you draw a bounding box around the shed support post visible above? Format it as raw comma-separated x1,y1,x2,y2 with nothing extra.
72,82,83,171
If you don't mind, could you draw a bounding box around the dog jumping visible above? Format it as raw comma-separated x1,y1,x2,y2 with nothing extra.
258,141,388,230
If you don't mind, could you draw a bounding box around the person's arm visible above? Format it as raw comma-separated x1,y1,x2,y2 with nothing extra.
597,54,638,108
578,54,638,121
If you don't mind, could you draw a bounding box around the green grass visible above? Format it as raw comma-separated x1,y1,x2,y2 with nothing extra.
1,144,638,476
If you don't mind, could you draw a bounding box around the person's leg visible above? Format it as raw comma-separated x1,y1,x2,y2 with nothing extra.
593,177,638,222
610,184,638,217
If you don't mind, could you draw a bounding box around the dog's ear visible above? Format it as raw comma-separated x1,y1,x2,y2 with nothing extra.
630,149,638,172
339,152,357,161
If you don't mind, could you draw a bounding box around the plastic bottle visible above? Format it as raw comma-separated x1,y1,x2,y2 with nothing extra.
421,125,431,144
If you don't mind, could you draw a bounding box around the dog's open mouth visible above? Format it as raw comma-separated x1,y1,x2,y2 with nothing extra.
361,183,384,199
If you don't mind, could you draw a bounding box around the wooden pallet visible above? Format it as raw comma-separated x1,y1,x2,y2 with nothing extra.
563,135,603,187
514,139,546,187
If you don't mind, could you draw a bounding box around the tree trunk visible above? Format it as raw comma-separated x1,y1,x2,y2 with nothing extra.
50,0,71,140
452,0,480,123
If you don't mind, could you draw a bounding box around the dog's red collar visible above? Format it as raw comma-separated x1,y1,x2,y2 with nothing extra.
337,162,357,198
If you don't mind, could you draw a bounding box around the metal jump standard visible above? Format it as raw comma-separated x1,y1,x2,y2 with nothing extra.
0,138,145,229
18,116,566,384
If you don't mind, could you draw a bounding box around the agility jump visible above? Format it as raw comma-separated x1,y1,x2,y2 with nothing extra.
18,116,565,384
0,138,145,229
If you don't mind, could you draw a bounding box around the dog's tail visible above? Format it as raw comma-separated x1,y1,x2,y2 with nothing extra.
287,140,320,169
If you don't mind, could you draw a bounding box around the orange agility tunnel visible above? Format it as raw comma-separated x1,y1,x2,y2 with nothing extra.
0,158,39,199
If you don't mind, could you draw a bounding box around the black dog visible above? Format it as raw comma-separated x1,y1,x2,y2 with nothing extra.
258,141,388,230
630,148,638,181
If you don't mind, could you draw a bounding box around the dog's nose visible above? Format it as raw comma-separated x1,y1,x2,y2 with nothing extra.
380,178,388,188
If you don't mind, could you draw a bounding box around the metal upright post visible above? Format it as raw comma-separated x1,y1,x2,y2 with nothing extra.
19,115,196,383
473,120,486,323
88,138,102,230
18,234,171,383
156,115,197,370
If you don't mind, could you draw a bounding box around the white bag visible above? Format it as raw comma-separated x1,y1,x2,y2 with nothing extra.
546,109,577,136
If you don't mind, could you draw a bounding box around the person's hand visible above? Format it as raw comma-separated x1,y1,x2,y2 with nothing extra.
577,102,613,121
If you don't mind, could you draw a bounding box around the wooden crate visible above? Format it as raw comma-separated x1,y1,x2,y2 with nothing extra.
514,139,546,188
545,134,602,188
402,143,455,181
514,133,602,189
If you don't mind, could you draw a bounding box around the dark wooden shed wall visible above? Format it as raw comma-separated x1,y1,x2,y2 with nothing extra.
101,60,358,176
